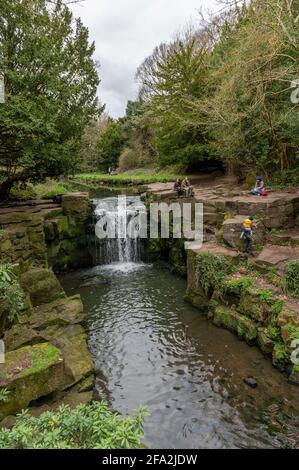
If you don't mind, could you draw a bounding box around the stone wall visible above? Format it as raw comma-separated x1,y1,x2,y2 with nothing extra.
45,192,93,272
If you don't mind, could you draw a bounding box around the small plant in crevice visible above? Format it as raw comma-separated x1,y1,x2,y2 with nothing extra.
0,389,11,403
195,252,235,298
0,264,25,329
258,289,274,305
286,260,299,297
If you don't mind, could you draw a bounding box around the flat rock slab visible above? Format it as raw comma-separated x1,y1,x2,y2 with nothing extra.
0,343,64,419
256,245,299,266
271,228,299,245
186,241,239,258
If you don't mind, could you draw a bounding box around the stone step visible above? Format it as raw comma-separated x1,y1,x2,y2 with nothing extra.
255,244,299,268
185,240,239,259
270,228,299,246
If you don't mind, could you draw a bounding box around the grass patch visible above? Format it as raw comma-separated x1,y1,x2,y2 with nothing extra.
74,168,184,185
9,179,70,201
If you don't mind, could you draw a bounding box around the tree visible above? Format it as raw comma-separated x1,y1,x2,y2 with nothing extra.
189,0,299,176
0,0,100,200
96,120,126,171
136,32,214,170
81,110,110,171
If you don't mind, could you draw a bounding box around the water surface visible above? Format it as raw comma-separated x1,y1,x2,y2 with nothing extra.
61,263,299,449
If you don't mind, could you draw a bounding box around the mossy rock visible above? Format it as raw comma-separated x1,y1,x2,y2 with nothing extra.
257,328,275,356
288,366,299,385
238,287,272,323
0,343,64,419
61,192,91,221
20,268,66,307
50,325,94,387
213,304,258,343
272,341,290,370
277,306,299,346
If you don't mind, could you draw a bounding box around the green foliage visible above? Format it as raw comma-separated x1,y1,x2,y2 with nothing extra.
96,121,126,171
267,326,281,342
270,300,284,316
225,276,253,293
0,0,100,200
195,252,234,296
135,0,299,177
286,260,299,297
0,402,149,449
137,34,214,169
0,389,11,403
0,264,25,326
273,342,289,364
9,184,37,201
258,289,274,305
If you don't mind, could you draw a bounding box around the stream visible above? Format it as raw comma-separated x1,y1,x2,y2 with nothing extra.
60,195,299,449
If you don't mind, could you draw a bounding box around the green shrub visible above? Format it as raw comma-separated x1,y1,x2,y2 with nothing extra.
9,184,37,201
225,276,253,294
0,264,25,327
258,289,274,305
286,260,299,297
0,401,149,449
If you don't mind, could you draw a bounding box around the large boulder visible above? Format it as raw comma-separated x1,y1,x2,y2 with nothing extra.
222,215,265,249
20,268,66,307
62,192,91,221
0,343,64,419
4,296,93,390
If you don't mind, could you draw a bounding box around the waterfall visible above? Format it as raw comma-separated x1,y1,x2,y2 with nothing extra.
92,196,146,265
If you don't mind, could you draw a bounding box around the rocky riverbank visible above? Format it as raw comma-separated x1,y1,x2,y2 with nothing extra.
0,192,95,422
142,183,299,384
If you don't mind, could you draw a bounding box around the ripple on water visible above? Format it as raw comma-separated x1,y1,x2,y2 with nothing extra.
60,264,299,449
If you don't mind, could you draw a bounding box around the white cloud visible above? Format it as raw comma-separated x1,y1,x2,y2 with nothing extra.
71,0,218,117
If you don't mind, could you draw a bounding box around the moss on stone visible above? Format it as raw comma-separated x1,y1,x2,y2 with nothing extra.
213,304,258,343
20,268,66,306
0,343,64,419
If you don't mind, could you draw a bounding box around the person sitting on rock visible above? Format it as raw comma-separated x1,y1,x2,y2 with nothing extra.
181,177,194,197
240,216,254,253
251,176,265,196
173,179,183,197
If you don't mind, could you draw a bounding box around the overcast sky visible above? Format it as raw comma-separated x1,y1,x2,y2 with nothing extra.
71,0,218,118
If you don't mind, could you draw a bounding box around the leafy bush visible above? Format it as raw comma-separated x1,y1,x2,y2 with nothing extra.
0,264,25,327
0,402,149,449
286,260,299,297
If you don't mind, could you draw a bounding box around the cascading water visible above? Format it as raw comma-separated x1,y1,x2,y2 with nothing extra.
92,196,146,265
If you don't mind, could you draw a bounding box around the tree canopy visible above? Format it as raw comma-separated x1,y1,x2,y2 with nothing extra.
0,0,100,200
134,0,299,178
